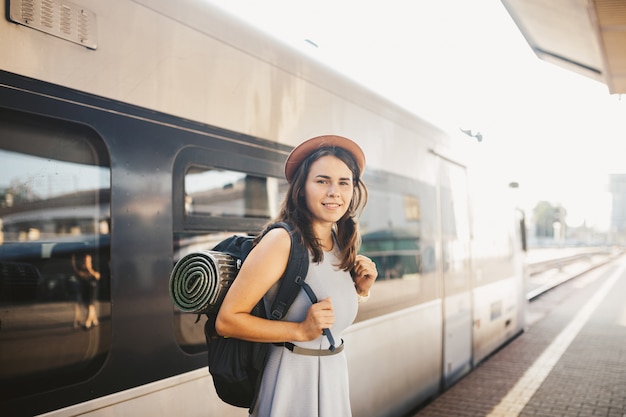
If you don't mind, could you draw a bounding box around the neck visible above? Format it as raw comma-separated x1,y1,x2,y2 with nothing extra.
313,222,334,251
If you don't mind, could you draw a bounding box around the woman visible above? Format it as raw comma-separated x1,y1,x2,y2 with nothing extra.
71,253,101,329
216,135,377,417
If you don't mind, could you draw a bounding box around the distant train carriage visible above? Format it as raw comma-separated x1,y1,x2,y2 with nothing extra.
0,1,526,416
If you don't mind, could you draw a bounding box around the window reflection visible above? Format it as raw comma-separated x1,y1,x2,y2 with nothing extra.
361,228,423,280
356,175,438,321
185,167,279,219
0,110,111,402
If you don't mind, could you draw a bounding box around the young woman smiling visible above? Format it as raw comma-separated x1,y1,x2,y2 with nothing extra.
216,135,377,417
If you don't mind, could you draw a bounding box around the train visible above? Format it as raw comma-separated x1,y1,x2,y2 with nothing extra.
0,1,527,416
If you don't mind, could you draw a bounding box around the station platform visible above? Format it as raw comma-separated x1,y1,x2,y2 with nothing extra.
410,254,626,417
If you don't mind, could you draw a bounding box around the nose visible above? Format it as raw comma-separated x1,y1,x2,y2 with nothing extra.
327,185,340,197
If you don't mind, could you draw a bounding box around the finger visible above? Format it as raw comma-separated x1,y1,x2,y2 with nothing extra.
354,257,375,272
354,267,373,281
318,297,333,309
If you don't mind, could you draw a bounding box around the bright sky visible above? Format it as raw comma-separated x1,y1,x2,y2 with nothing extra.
208,0,626,231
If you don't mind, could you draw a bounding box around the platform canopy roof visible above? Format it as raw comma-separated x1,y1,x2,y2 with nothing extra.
501,0,626,94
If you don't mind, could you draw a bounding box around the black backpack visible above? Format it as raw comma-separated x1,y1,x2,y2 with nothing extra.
204,222,308,409
170,222,334,411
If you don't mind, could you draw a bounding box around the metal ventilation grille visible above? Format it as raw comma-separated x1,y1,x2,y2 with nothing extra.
9,0,97,49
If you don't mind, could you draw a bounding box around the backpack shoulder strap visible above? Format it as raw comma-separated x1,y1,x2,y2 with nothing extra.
262,222,309,321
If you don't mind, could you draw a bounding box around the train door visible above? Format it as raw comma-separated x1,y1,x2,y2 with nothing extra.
437,156,473,388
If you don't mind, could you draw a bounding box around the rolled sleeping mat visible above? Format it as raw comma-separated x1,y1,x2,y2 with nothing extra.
169,250,238,314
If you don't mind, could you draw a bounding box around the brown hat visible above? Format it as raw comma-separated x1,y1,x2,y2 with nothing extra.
284,135,366,183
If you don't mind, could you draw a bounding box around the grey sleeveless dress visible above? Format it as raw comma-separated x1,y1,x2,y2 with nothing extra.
252,248,359,417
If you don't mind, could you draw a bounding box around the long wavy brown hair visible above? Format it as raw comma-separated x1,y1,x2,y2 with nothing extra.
263,146,368,271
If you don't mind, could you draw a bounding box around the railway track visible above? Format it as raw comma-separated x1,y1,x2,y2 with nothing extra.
525,247,623,301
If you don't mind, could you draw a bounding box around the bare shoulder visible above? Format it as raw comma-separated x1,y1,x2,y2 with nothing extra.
253,226,292,257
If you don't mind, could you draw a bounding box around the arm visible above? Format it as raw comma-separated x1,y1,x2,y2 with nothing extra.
84,255,101,280
215,227,333,343
72,254,101,280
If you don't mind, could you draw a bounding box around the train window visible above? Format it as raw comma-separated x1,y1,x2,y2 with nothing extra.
184,166,280,219
0,108,111,403
355,172,439,322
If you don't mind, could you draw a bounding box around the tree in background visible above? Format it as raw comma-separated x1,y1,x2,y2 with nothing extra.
533,201,567,240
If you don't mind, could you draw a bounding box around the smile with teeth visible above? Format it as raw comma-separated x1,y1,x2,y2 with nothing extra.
323,202,342,209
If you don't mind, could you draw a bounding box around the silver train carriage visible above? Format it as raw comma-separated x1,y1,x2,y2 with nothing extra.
0,0,527,416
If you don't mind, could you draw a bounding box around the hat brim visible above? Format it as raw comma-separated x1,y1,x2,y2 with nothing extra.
284,135,366,183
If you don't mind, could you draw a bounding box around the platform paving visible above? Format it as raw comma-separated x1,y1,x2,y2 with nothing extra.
411,256,626,417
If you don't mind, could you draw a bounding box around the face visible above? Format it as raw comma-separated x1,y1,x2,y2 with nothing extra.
304,155,354,226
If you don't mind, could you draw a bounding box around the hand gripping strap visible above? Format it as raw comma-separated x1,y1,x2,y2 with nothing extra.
300,281,336,352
